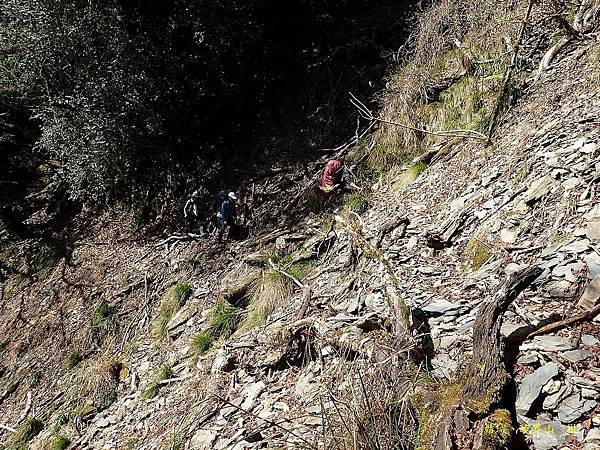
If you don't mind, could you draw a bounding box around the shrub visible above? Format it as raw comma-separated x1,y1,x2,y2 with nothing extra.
342,193,370,214
49,435,71,450
209,300,240,340
375,0,532,169
191,331,214,356
92,300,116,336
141,363,173,400
126,437,140,449
152,283,193,341
66,351,83,369
5,417,44,449
68,357,121,411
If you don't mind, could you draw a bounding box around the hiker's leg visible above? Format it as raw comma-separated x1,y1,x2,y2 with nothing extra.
217,218,225,241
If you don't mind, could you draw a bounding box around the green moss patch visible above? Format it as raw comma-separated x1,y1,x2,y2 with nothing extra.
462,239,492,273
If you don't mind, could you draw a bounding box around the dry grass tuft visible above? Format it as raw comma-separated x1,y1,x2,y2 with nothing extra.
374,0,530,169
152,283,193,341
319,335,418,450
67,355,121,411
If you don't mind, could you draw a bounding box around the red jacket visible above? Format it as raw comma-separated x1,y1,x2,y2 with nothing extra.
321,159,343,190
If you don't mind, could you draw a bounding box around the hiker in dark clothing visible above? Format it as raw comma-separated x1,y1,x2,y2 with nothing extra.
183,189,203,232
217,192,237,242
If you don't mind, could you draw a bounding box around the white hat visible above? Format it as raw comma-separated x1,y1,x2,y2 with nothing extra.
228,192,237,200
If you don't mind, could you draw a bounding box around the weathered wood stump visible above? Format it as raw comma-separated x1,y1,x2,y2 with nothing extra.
428,266,542,450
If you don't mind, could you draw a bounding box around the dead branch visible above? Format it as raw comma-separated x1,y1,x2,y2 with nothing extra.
487,0,535,142
17,391,32,423
268,258,305,289
375,217,410,248
526,303,600,338
430,266,542,449
349,92,487,141
155,232,204,248
462,266,542,405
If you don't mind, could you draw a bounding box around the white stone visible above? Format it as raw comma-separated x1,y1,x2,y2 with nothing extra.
500,228,517,244
587,221,600,243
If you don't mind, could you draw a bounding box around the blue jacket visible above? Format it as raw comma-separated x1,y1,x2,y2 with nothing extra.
220,200,236,221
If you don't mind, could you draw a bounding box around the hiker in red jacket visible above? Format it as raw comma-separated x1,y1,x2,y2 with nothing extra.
320,159,356,194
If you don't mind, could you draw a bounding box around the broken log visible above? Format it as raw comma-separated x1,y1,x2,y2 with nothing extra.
428,266,542,450
462,266,542,411
526,303,600,339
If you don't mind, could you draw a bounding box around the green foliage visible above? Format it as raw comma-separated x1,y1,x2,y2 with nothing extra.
27,370,42,387
393,163,426,192
287,260,315,281
54,413,70,427
184,258,198,271
141,363,173,400
5,417,44,449
49,435,71,450
191,331,214,356
126,437,140,449
152,283,193,341
411,162,428,177
462,239,492,273
483,409,512,448
0,339,9,352
66,351,83,369
209,300,240,340
191,298,242,354
162,433,183,450
92,300,116,336
342,193,370,214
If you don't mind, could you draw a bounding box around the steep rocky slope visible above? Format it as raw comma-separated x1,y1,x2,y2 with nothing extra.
1,3,600,450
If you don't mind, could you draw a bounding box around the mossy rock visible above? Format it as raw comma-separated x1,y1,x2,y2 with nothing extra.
480,409,512,449
462,239,492,273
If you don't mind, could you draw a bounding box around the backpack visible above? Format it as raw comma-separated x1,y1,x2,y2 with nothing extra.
215,190,228,212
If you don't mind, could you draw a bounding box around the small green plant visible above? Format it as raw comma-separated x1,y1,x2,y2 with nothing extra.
92,300,116,335
0,339,9,352
209,300,240,340
162,432,183,450
126,437,140,449
190,300,241,355
184,258,198,271
141,363,173,400
482,409,512,447
66,351,83,369
5,417,44,449
54,412,70,428
393,163,428,191
28,370,42,387
342,193,370,214
49,435,71,450
152,283,193,341
411,162,428,177
68,357,121,412
191,331,214,356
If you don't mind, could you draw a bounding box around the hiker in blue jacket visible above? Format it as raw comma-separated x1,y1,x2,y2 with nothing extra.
217,192,237,242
